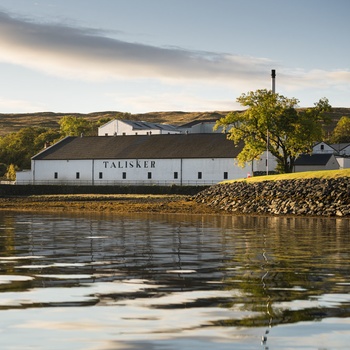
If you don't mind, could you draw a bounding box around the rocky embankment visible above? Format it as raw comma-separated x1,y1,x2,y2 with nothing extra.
192,177,350,216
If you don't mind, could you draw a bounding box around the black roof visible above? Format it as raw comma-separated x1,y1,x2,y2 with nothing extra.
33,134,243,160
295,153,333,166
179,119,218,128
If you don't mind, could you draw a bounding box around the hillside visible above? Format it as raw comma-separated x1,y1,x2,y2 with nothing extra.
0,110,228,136
0,107,349,137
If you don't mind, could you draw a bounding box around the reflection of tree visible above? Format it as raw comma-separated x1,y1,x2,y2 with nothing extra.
214,216,350,328
1,212,350,327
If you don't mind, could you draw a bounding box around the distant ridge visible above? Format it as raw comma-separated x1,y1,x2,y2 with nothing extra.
0,110,229,136
0,108,349,136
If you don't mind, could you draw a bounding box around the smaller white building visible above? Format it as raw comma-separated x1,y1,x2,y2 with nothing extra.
98,120,180,136
178,119,228,134
294,154,340,172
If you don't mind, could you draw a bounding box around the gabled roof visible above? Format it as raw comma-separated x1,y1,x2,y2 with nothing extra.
330,143,350,152
119,120,179,132
295,153,334,166
32,134,243,160
313,141,336,150
179,119,218,128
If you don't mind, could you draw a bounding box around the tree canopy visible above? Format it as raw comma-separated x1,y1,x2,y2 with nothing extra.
215,89,331,173
0,115,114,175
330,116,350,143
0,127,61,170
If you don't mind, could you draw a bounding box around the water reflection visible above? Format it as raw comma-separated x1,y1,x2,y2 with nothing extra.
0,212,349,349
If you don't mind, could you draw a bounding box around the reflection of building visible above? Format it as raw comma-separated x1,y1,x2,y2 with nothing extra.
17,134,271,186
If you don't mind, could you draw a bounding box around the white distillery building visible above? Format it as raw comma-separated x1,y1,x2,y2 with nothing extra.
98,120,180,136
16,134,268,186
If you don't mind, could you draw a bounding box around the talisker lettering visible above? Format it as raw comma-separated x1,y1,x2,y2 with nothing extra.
103,160,156,169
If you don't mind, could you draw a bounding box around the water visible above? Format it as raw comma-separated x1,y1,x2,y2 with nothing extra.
0,211,349,350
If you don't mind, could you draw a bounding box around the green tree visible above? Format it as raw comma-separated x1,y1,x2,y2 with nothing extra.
0,127,61,169
330,116,350,143
58,116,95,137
215,89,331,173
0,163,7,178
5,164,17,181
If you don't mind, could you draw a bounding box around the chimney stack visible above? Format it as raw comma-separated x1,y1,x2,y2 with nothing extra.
271,69,276,93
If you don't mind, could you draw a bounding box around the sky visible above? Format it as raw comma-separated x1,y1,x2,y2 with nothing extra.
0,0,349,114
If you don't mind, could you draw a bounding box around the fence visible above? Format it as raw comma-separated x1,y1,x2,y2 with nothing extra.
14,179,219,186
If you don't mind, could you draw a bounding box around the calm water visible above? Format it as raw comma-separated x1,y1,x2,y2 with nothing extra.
0,211,350,350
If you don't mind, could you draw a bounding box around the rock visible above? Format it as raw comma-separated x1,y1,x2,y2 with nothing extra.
192,177,350,217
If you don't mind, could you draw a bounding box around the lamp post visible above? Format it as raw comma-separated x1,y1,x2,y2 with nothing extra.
267,70,276,175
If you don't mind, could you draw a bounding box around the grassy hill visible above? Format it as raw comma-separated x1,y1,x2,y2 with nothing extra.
0,107,349,137
228,168,350,183
0,110,228,136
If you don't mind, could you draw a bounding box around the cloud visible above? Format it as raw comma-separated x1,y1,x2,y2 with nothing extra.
0,96,46,112
0,9,349,106
107,91,241,113
0,11,273,85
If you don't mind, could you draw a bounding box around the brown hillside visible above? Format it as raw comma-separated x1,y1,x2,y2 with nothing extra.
0,108,349,137
0,111,229,136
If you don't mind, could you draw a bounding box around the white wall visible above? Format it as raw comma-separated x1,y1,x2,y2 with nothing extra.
33,159,93,184
98,120,179,136
18,157,253,185
252,151,278,174
15,170,32,184
336,157,350,169
312,142,335,154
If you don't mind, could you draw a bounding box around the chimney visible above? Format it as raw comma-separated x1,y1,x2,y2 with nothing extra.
271,69,276,93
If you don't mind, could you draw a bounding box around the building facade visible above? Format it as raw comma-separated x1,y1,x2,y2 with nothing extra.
98,120,180,136
17,134,263,186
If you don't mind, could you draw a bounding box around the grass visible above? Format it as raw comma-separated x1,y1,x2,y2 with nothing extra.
223,169,350,184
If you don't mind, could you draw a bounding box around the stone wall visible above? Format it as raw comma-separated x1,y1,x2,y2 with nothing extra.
193,177,350,216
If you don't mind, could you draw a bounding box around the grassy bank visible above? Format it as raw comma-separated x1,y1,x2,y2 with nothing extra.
225,169,350,184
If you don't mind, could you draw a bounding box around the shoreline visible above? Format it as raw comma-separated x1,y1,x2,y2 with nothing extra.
0,194,221,215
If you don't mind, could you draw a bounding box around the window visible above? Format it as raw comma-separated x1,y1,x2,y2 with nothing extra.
198,172,202,179
224,172,228,180
320,144,324,151
148,172,152,179
122,172,126,179
76,172,80,179
174,172,178,179
99,172,103,179
54,172,58,179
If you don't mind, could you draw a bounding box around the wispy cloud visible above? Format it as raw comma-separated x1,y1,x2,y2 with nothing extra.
107,91,241,113
0,11,273,85
0,96,46,112
0,10,349,99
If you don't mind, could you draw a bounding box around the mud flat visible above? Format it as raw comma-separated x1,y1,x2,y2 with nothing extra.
0,194,220,215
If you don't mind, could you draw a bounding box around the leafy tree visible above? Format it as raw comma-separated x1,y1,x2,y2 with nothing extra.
215,89,331,173
330,116,350,143
0,163,7,178
0,127,61,169
5,164,17,181
58,116,95,137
